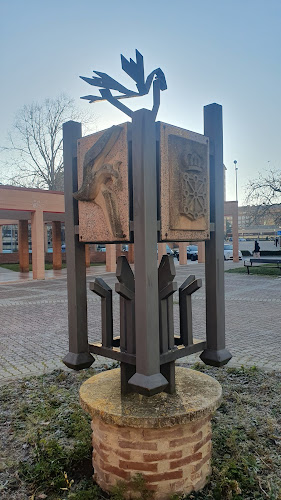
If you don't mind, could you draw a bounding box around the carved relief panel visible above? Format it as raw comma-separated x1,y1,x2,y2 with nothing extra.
159,122,210,241
75,123,130,243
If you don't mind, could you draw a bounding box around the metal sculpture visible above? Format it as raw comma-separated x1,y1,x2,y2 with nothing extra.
89,254,204,395
80,49,167,118
62,50,231,396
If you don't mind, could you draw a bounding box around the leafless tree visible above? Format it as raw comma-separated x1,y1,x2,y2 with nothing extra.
245,168,281,225
0,94,95,190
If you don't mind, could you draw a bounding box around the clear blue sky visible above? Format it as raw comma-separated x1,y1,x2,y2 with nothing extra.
1,0,280,204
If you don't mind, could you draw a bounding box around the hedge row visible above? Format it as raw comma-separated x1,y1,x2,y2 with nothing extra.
241,249,281,256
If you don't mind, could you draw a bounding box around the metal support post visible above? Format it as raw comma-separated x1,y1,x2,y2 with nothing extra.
90,278,113,347
158,255,177,394
200,104,232,366
179,275,202,346
128,109,168,396
63,120,94,370
115,256,136,395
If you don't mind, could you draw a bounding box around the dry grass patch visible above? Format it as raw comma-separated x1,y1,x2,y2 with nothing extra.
0,364,280,499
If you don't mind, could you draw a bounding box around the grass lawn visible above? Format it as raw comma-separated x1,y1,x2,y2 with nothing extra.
226,264,281,277
0,365,280,500
0,263,67,272
0,262,104,272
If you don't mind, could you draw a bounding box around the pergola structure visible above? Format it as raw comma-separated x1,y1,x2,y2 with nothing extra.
0,186,65,279
0,185,128,279
0,186,239,280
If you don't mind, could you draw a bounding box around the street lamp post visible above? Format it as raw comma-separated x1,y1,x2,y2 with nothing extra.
234,160,238,202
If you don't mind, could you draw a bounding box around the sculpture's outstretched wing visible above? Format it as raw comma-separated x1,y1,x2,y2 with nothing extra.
80,72,135,96
121,49,146,94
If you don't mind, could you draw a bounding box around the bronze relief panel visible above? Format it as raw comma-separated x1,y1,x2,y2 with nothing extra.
75,123,130,243
159,122,210,241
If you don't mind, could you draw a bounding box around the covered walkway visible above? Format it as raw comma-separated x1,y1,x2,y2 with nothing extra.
0,186,65,279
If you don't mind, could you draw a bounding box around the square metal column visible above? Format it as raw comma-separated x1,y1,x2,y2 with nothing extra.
63,120,94,370
128,109,168,395
200,104,232,367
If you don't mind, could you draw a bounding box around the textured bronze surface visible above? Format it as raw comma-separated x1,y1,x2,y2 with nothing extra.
76,123,130,243
159,123,210,241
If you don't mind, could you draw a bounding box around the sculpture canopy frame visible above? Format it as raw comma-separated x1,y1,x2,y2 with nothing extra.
63,50,231,396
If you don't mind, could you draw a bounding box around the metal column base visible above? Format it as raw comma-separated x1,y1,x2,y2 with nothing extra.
63,351,94,370
161,361,176,394
200,348,232,367
128,372,168,397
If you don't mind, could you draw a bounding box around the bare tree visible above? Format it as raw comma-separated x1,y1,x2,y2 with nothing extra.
246,168,281,225
0,94,94,190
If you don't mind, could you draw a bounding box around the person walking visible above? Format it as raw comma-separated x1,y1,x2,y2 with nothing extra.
254,240,260,258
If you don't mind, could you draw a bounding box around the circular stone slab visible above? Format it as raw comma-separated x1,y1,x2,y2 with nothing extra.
80,367,222,428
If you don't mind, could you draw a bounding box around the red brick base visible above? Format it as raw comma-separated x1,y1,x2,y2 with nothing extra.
80,367,222,500
91,415,212,499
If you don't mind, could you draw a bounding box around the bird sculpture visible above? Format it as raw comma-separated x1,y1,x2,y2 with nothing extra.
80,50,167,118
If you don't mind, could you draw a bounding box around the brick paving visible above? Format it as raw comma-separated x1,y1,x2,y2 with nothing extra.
0,261,280,384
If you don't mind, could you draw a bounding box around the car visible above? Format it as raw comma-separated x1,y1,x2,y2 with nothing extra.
224,244,242,260
166,245,175,256
157,244,175,257
173,248,179,259
96,245,106,252
187,245,198,261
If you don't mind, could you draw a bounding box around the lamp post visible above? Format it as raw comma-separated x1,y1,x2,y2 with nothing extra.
234,160,238,202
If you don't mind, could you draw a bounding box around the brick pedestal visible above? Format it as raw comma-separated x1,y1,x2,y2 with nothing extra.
80,367,221,499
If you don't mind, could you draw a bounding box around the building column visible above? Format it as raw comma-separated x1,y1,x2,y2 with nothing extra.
232,204,239,263
31,210,45,280
158,243,167,264
128,244,134,264
85,244,91,268
52,221,62,270
115,244,122,260
44,224,48,253
106,244,116,272
179,242,187,265
0,226,2,253
18,220,29,272
197,241,205,263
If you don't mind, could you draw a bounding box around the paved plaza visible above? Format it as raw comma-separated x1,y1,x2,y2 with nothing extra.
0,261,280,384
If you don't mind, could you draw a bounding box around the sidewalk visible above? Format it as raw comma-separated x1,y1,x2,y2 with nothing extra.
0,265,107,284
0,261,280,384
